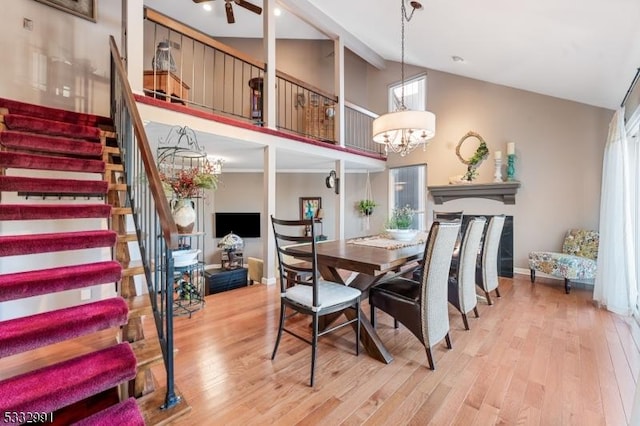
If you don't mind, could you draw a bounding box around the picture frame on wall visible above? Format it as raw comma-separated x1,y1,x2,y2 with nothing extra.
299,197,321,220
34,0,97,22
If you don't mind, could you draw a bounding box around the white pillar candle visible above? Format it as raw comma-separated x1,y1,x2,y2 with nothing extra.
494,150,502,160
507,142,515,155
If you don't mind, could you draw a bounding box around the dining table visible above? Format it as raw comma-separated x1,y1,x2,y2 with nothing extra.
285,235,427,364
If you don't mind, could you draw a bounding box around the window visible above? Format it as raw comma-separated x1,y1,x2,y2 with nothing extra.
388,74,426,112
389,165,427,230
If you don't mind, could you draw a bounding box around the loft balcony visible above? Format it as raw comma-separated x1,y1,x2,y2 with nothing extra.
140,8,384,160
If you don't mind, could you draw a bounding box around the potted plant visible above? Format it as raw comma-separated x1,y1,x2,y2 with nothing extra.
357,199,377,216
385,205,418,241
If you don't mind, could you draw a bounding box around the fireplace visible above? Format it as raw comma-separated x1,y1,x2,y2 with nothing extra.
461,214,514,277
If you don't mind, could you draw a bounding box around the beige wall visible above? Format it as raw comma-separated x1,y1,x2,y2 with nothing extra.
368,63,612,269
0,0,121,116
206,169,388,264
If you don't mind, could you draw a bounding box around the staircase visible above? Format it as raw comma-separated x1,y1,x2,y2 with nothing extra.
0,97,188,424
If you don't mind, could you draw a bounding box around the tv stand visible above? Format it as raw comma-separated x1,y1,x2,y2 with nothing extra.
205,268,248,295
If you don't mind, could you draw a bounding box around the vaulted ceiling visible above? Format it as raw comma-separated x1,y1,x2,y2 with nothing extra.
147,0,640,110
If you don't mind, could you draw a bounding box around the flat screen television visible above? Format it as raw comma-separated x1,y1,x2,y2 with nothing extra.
215,212,261,238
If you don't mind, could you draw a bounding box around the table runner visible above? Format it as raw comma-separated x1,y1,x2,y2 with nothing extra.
347,232,429,250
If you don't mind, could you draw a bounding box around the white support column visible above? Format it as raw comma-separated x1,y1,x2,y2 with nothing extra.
334,36,345,147
262,145,277,285
123,0,144,95
335,160,346,240
263,0,277,130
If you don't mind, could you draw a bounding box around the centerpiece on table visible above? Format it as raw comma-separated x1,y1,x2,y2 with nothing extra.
160,162,218,233
385,205,418,241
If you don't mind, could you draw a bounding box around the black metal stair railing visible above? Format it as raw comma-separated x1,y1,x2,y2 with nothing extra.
109,36,182,409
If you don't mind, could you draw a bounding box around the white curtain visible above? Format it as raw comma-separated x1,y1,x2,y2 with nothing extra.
593,107,639,315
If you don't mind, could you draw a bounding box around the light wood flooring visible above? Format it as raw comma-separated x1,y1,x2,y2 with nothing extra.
157,275,639,425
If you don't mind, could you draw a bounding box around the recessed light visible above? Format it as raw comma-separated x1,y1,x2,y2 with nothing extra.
452,55,465,63
274,8,282,16
202,4,212,12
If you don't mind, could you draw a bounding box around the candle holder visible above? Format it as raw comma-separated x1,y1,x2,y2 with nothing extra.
507,154,516,181
493,158,503,182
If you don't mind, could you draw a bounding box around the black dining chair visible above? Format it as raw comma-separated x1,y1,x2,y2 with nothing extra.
447,217,486,330
270,216,361,387
369,220,460,370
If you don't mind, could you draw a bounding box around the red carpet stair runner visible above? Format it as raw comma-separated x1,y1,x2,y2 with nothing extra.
0,98,145,424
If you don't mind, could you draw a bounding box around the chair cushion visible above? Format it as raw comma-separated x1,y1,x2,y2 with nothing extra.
371,277,420,303
529,251,597,280
285,280,361,311
562,229,599,260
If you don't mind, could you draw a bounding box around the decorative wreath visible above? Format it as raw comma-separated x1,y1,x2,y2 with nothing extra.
456,131,489,167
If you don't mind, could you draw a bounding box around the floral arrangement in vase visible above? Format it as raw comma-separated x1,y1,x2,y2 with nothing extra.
160,162,218,199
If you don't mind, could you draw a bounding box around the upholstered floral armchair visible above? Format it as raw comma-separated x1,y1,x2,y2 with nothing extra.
528,229,599,294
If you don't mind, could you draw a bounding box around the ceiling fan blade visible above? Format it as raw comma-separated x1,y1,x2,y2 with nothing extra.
234,0,262,15
192,0,212,3
225,2,235,23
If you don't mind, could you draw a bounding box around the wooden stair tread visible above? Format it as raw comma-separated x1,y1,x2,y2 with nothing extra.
104,146,120,155
112,207,133,215
105,163,124,172
130,339,163,370
139,385,191,426
118,233,139,243
109,183,127,191
122,260,145,277
127,294,152,319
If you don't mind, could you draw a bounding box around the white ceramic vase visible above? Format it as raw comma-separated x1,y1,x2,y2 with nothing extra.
172,199,196,234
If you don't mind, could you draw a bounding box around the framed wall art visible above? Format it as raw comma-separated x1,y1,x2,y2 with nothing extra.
34,0,97,23
299,197,321,220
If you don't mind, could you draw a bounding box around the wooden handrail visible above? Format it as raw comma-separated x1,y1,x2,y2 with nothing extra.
109,36,179,249
145,7,338,103
275,71,338,103
145,8,265,70
345,101,378,118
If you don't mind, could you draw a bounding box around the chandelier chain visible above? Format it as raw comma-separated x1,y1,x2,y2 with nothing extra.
401,1,418,110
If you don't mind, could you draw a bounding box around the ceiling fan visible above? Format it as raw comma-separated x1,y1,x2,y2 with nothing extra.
193,0,263,24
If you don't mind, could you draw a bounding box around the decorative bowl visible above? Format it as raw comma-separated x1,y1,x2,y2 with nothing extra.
386,229,418,241
172,248,201,267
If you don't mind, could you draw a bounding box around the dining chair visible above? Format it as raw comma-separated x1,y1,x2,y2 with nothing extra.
369,220,460,370
476,215,506,304
411,210,465,282
270,216,361,387
447,217,486,330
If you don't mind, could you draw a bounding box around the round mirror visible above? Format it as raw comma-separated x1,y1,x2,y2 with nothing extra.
456,131,489,166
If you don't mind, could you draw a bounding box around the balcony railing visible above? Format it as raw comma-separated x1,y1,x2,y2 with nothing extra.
143,8,384,155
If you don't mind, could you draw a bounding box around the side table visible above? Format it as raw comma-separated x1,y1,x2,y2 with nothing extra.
143,70,190,104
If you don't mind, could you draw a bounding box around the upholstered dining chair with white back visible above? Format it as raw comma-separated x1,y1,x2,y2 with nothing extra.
369,220,460,370
476,215,506,304
448,217,486,330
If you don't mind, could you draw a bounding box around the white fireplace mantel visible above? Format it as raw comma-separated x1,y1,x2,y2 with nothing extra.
428,181,521,205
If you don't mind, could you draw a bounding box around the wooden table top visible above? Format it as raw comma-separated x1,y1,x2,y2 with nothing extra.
287,239,425,277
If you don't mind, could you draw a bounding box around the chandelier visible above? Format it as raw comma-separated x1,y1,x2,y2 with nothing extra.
372,0,436,157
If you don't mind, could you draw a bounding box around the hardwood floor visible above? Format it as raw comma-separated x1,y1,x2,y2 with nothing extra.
161,275,639,425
